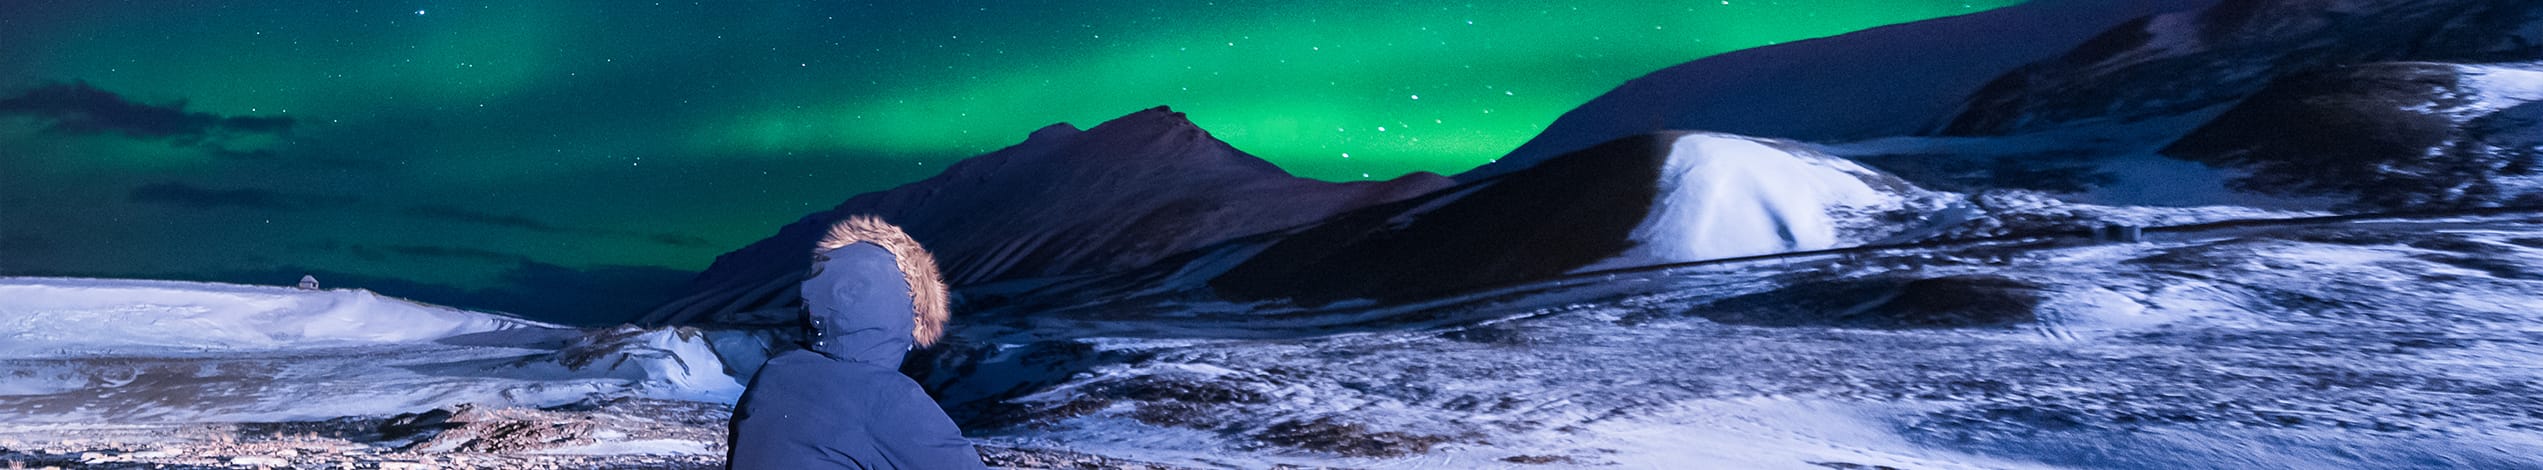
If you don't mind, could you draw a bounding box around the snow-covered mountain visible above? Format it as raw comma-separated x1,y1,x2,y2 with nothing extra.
1830,0,2543,210
959,131,2281,311
851,3,2543,465
21,1,2543,466
1462,0,2217,181
1202,132,1950,305
640,107,1450,326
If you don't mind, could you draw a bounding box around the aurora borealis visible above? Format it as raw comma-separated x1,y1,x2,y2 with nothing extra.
1,1,2016,323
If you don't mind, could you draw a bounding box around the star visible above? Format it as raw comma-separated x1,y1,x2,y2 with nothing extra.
414,9,427,15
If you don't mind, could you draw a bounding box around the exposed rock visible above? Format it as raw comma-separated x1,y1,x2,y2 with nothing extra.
1944,0,2543,136
1208,134,1670,305
1695,274,2046,328
2163,62,2543,209
1252,418,1452,457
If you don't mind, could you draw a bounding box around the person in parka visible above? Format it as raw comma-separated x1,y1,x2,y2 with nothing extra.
727,216,986,469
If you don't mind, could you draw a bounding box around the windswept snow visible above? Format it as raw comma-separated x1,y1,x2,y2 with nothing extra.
936,214,2543,469
2462,63,2543,104
0,278,741,423
1602,134,1896,266
0,277,541,356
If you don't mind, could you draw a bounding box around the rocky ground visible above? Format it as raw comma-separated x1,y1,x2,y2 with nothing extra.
0,398,1196,469
0,398,721,469
914,213,2543,468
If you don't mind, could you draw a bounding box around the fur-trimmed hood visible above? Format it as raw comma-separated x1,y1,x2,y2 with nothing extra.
733,215,984,469
807,216,951,351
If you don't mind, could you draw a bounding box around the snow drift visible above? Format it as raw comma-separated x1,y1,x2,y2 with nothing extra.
0,277,741,423
1607,134,1902,265
0,277,541,356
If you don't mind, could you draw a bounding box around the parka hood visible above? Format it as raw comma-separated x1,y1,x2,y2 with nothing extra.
801,216,951,365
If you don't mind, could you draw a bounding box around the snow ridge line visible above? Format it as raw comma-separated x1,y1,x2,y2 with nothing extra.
1479,204,2543,299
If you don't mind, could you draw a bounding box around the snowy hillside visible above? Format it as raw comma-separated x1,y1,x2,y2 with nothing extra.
642,106,1450,326
1463,0,2216,181
971,131,2287,310
1828,0,2543,211
0,278,741,425
568,0,2543,467
915,213,2543,469
1178,132,1949,305
1599,134,1917,267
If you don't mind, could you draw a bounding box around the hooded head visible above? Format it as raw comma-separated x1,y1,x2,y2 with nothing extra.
801,216,951,365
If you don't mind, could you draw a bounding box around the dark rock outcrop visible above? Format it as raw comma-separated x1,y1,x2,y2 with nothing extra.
1695,274,2046,329
2163,62,2543,209
1209,134,1672,305
1943,0,2543,136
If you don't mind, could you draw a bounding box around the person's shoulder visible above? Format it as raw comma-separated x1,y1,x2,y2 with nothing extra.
761,349,831,366
749,351,838,379
855,372,939,413
756,351,912,379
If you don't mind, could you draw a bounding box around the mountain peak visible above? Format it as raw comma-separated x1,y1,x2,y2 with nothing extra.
1027,122,1082,141
1089,105,1203,135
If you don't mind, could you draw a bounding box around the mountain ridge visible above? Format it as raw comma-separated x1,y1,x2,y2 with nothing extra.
640,106,1450,325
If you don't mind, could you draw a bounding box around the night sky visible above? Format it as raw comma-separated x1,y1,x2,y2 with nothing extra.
0,1,2014,323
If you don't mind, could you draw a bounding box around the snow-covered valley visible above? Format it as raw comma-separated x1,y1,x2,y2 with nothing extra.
9,212,2541,469
11,0,2543,468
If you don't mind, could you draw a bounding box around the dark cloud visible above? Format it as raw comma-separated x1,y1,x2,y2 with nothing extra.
126,182,295,209
401,205,567,233
0,81,293,144
0,81,390,170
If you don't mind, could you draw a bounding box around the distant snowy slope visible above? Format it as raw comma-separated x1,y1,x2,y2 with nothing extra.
1466,0,2215,181
1203,132,1947,305
0,277,543,356
0,277,742,423
1608,134,1903,265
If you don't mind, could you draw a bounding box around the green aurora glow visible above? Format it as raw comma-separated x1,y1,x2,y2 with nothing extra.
0,1,2016,321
